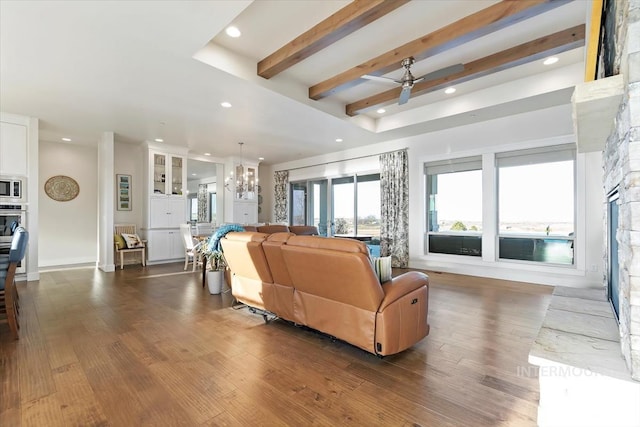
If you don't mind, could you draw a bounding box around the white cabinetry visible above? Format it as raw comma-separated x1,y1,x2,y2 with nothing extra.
0,121,28,176
146,229,184,261
233,200,258,224
149,197,185,229
143,143,188,263
230,161,259,224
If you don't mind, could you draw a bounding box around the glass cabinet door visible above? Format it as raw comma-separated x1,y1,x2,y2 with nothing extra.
153,153,167,195
171,156,183,195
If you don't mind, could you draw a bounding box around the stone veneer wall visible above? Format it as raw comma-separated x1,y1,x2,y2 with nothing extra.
603,0,640,381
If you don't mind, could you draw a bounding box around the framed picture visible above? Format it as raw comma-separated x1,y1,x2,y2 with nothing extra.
116,174,132,211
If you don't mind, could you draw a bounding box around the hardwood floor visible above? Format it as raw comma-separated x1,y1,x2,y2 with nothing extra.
0,264,552,426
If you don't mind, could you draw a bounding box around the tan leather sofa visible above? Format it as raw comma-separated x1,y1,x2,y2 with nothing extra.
220,231,430,356
241,224,319,235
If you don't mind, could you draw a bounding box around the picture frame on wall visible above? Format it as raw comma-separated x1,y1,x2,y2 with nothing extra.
116,174,132,211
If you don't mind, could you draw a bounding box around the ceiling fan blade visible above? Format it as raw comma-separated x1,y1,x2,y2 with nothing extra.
398,86,412,105
414,63,464,83
361,74,400,85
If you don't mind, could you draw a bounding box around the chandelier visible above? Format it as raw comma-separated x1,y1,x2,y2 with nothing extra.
224,142,256,199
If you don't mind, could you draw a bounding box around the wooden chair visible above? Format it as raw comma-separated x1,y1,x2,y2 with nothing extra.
0,226,29,339
195,222,213,237
114,224,146,270
180,224,202,271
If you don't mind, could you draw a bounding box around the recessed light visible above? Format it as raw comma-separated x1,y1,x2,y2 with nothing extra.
220,102,232,108
61,137,71,142
444,87,456,94
376,108,386,114
225,26,241,38
543,57,559,65
155,138,164,142
258,157,264,161
204,152,211,156
192,173,197,176
335,138,343,143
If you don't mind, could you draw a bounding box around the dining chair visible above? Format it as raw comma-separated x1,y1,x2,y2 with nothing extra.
180,224,202,271
195,222,214,237
0,226,29,339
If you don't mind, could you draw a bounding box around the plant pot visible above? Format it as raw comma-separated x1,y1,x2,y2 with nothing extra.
207,270,225,295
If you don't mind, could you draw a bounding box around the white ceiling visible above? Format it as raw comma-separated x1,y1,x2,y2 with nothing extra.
0,1,589,165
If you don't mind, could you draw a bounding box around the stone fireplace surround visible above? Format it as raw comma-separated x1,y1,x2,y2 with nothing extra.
528,1,640,425
602,0,640,384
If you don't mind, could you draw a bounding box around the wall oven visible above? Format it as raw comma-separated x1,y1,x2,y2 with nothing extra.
0,205,26,274
0,176,26,204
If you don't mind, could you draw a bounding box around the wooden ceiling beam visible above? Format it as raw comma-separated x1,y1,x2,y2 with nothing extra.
309,0,573,100
345,24,586,116
257,0,410,79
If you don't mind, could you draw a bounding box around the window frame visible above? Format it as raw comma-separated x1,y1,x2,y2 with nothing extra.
422,144,578,268
424,156,483,257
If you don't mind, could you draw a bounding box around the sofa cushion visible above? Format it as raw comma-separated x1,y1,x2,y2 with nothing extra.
122,233,144,249
288,225,319,235
285,235,369,254
257,224,290,234
372,256,392,283
114,233,126,249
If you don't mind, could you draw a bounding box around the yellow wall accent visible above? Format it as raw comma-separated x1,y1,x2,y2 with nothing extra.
585,0,604,82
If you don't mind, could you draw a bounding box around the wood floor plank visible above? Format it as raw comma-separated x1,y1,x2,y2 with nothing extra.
21,394,66,427
0,264,553,426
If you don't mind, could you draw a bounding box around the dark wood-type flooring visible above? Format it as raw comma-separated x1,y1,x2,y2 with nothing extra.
0,263,552,426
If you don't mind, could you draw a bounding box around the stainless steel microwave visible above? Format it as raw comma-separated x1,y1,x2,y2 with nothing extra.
0,176,26,203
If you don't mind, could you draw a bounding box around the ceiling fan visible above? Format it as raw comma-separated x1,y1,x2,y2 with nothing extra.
362,57,464,105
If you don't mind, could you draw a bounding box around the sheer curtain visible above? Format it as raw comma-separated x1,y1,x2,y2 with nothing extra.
274,170,289,223
380,150,409,267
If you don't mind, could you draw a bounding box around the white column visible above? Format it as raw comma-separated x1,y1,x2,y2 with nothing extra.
98,132,115,272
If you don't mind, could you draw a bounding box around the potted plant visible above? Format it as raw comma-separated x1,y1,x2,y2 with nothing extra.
199,241,227,295
198,224,244,295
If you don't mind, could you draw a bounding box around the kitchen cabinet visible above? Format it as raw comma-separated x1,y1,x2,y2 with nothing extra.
146,229,184,261
143,143,189,263
149,197,185,229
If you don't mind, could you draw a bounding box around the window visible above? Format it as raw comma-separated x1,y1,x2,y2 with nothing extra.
331,177,355,235
310,180,328,236
189,196,198,221
356,174,381,242
425,157,482,256
497,145,575,265
332,173,380,255
290,182,307,226
331,174,380,236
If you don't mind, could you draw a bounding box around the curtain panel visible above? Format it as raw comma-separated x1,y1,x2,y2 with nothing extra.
274,170,289,223
197,184,208,222
380,150,409,267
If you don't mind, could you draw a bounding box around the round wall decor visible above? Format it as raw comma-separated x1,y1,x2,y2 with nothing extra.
44,175,80,202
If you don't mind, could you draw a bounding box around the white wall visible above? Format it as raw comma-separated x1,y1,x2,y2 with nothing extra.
39,141,98,267
114,141,143,227
269,104,605,288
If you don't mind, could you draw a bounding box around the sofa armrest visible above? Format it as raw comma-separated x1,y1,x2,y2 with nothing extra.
378,271,429,311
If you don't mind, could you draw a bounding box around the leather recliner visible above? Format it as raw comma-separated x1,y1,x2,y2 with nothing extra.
221,231,430,356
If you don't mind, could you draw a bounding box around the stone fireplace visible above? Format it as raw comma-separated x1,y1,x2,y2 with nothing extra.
602,0,640,381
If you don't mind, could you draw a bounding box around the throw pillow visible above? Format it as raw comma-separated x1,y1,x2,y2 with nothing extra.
114,233,126,249
372,256,392,283
122,233,144,249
